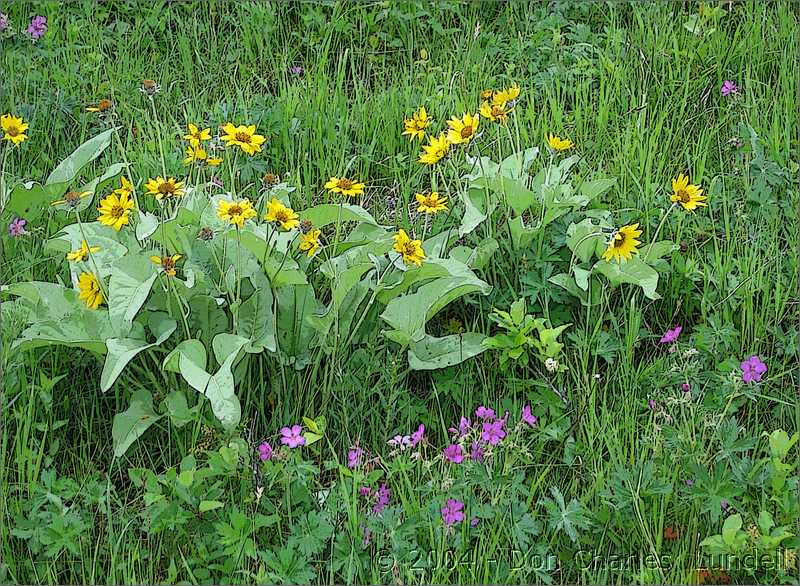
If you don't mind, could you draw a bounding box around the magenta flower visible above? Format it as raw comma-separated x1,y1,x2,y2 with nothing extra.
481,420,506,446
0,13,9,31
279,424,305,448
8,217,28,237
720,499,730,512
26,15,47,41
257,441,273,461
289,65,304,75
387,434,412,450
720,80,738,96
521,405,538,427
648,399,656,411
441,498,465,526
359,486,372,497
470,442,485,462
373,484,391,514
443,444,464,464
682,382,691,393
659,325,682,344
475,406,495,420
347,446,364,469
470,517,480,527
409,424,425,446
740,355,767,383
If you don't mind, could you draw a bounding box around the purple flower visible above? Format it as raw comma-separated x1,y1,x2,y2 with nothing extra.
741,355,767,384
210,175,224,188
682,382,691,393
720,499,730,512
8,217,28,237
373,484,390,515
648,399,656,411
257,441,273,461
521,405,538,427
470,442,485,462
279,424,305,448
475,406,495,420
481,420,506,446
470,517,480,527
387,434,412,450
443,444,464,464
449,416,471,436
409,424,425,446
0,13,9,31
441,498,465,526
659,325,682,344
347,446,364,469
359,486,372,497
289,65,304,76
685,478,694,487
26,15,47,41
720,80,738,97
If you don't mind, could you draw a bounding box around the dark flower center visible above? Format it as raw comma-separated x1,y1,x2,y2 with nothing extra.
228,205,243,216
460,125,474,139
110,204,124,218
337,179,354,190
235,131,252,143
677,189,690,203
158,182,175,195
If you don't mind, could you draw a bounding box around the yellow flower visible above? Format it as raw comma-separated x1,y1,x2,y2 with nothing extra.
479,100,510,124
1,114,29,145
150,254,182,277
446,113,480,145
85,99,113,113
480,89,495,101
415,191,448,214
78,272,104,309
670,173,707,211
402,106,431,141
183,123,211,146
418,132,450,165
217,198,257,228
184,145,222,166
324,176,365,197
602,224,642,263
492,84,520,107
115,176,134,197
299,229,322,257
97,190,135,230
220,123,266,155
264,198,300,230
51,190,92,208
66,240,101,262
392,229,425,266
145,176,185,200
546,133,574,152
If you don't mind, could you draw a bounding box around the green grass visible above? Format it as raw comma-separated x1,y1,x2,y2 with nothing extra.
1,1,799,584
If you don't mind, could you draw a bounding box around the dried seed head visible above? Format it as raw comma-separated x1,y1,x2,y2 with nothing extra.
140,79,161,96
299,218,313,234
262,172,280,187
197,227,215,241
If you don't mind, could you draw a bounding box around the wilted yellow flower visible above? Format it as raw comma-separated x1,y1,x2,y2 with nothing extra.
97,190,134,231
264,198,300,230
145,176,185,200
480,89,495,101
1,114,29,145
299,229,322,257
392,229,425,266
418,132,450,165
217,198,257,228
602,224,642,263
492,84,520,106
66,240,101,262
402,106,431,141
546,133,574,152
86,99,113,113
149,254,182,277
78,272,104,309
183,123,211,146
415,192,448,214
51,190,92,208
479,101,510,124
670,173,707,211
446,113,480,145
220,123,266,155
184,145,222,166
324,176,365,197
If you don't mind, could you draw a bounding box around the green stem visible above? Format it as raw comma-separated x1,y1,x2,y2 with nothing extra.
645,203,677,261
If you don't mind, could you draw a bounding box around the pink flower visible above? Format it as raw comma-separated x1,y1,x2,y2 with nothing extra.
443,444,464,464
720,80,738,96
449,416,471,436
359,486,372,497
521,405,538,427
26,15,47,41
347,447,364,469
740,355,767,383
481,420,506,446
257,441,273,461
475,406,495,420
441,498,465,526
409,424,425,446
659,325,682,344
682,383,691,392
648,399,656,411
0,13,9,31
470,517,480,527
279,424,305,448
470,442,485,462
8,217,27,237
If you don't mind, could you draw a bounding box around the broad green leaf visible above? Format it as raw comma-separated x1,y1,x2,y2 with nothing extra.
135,211,159,240
548,272,601,306
408,333,488,370
163,339,207,373
498,147,539,179
199,500,224,513
274,284,319,369
4,181,68,223
164,390,194,428
579,177,616,201
112,389,161,458
722,514,743,545
566,219,609,263
108,254,159,335
640,241,677,262
448,237,498,270
594,257,661,300
187,295,229,352
458,185,494,237
508,215,538,250
205,333,249,429
236,272,277,352
47,127,117,186
301,203,381,228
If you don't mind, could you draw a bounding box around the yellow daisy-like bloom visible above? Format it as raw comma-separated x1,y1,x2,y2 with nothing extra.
546,133,574,152
1,114,29,146
264,198,300,230
145,176,185,200
402,106,431,141
299,229,322,257
66,240,101,262
446,112,480,145
97,190,135,231
183,123,211,147
220,123,266,156
392,229,425,266
602,224,643,263
78,272,104,309
115,176,134,197
150,254,182,277
479,100,510,124
86,99,113,113
418,132,450,165
324,176,365,197
492,84,521,106
51,190,92,208
183,145,222,166
480,89,495,101
670,173,707,211
415,191,448,214
217,198,257,228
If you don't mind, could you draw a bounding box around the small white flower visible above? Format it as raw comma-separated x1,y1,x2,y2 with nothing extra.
545,358,559,373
